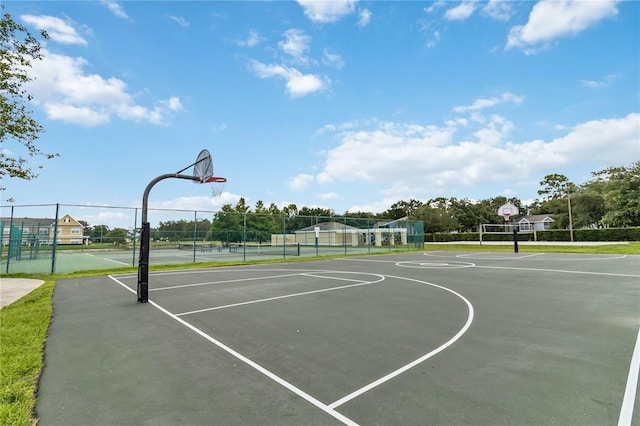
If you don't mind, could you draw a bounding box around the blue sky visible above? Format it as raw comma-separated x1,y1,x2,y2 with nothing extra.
2,0,639,228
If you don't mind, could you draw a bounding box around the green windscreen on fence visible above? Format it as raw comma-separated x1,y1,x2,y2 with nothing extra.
8,224,23,260
1,204,426,274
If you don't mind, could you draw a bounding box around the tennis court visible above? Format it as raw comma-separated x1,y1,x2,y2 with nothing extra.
1,243,408,274
36,251,639,425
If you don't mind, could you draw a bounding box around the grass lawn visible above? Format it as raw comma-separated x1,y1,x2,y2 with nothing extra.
0,277,54,426
1,243,638,425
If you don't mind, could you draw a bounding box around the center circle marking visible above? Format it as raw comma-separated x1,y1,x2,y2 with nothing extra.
396,260,475,269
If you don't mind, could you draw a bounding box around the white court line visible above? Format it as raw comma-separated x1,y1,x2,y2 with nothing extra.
149,272,306,292
107,275,359,426
175,274,385,317
423,252,630,261
329,273,474,409
476,265,640,278
456,252,545,259
83,253,129,265
619,327,640,426
336,258,401,264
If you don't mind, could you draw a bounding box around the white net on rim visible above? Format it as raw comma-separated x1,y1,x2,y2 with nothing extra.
206,176,226,197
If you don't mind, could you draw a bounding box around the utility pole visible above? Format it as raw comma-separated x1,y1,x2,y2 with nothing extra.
567,184,574,242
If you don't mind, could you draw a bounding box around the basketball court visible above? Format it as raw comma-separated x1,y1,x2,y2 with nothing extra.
36,251,639,425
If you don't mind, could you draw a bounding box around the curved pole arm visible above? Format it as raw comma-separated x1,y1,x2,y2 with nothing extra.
137,173,202,303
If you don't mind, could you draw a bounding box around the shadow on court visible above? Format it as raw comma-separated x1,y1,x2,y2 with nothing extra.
36,253,640,425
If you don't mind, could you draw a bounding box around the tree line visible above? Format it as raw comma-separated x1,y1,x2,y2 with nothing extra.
82,161,638,242
211,162,638,234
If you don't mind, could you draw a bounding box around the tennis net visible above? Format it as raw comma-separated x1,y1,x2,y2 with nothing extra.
227,243,300,256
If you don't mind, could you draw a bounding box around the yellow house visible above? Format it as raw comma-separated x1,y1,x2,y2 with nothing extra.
1,214,85,245
54,214,85,244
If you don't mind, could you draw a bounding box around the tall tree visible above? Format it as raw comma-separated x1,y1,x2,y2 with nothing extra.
234,197,249,213
209,204,244,243
450,198,485,231
382,199,423,220
268,203,281,215
1,9,57,189
570,189,605,228
415,198,459,233
591,162,640,226
537,174,575,201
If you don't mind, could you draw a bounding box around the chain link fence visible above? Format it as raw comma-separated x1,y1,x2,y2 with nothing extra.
1,203,424,274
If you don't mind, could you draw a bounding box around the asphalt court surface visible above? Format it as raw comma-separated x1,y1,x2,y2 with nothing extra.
37,251,640,425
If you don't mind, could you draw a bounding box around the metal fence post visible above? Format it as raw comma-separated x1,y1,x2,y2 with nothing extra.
5,206,14,273
193,210,197,263
51,203,60,273
132,208,138,266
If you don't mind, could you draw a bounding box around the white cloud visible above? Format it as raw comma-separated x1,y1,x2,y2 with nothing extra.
165,97,183,111
167,15,189,27
473,115,515,146
312,113,639,197
482,0,513,21
319,192,341,200
424,1,446,14
444,1,478,21
346,198,403,214
249,61,328,98
579,73,620,89
544,113,639,164
288,173,315,191
454,92,524,113
100,0,130,20
20,15,87,45
211,123,227,133
236,29,265,47
507,0,619,51
426,30,441,48
279,29,311,63
296,0,357,23
322,49,345,69
150,193,239,213
26,49,183,126
248,29,336,97
44,103,110,126
357,9,372,27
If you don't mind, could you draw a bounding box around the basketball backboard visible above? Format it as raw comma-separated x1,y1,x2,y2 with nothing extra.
193,149,214,182
497,203,519,221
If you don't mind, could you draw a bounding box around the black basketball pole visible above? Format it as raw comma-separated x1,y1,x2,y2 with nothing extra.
137,173,203,303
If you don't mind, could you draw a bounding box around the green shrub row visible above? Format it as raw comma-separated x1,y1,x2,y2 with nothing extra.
536,227,640,242
425,227,640,242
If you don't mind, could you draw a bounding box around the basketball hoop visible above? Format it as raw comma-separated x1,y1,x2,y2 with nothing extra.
497,203,519,222
205,176,226,197
191,149,226,197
